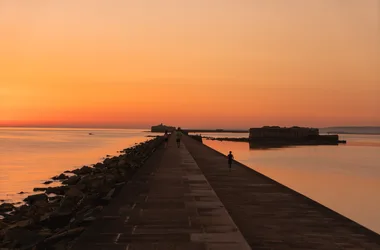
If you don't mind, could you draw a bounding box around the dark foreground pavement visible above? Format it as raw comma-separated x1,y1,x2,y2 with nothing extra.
72,135,250,249
182,136,380,249
72,134,380,250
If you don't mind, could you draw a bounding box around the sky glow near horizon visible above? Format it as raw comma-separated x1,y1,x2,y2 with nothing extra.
1,1,379,128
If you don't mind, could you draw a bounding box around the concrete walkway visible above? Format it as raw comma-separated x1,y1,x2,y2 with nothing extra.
73,136,250,249
182,136,380,250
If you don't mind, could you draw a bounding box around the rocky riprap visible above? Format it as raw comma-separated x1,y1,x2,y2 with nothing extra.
0,137,163,250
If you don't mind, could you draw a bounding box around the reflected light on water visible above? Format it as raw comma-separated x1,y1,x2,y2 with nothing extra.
0,128,151,203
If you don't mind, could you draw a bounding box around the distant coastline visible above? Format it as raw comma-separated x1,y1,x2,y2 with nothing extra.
323,132,380,135
321,127,380,135
1,126,380,135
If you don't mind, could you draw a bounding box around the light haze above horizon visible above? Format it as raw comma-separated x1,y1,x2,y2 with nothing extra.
1,1,379,129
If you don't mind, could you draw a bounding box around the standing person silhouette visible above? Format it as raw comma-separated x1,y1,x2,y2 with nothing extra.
176,127,182,148
227,151,234,171
163,130,169,148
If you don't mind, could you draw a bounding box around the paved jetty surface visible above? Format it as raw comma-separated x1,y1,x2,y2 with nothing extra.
182,136,380,249
73,135,380,249
73,136,250,249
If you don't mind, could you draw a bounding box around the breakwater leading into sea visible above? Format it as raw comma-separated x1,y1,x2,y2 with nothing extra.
1,133,380,249
0,137,163,249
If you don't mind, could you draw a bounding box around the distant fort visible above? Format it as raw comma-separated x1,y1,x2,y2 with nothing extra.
249,126,345,146
150,124,247,133
151,123,175,132
200,126,346,147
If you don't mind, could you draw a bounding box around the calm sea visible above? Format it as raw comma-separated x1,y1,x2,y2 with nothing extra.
0,128,150,204
1,128,379,234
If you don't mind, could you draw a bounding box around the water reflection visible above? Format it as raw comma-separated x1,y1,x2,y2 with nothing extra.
248,142,294,150
0,128,150,203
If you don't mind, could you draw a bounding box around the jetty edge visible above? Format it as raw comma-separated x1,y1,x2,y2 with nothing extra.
181,134,380,249
0,136,164,250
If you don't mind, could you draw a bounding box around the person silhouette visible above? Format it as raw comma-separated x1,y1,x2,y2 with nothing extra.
176,127,182,148
163,130,169,148
227,151,234,171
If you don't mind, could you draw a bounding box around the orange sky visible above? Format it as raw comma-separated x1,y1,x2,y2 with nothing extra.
1,1,379,128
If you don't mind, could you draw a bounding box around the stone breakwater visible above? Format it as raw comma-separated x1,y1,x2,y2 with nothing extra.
0,137,163,250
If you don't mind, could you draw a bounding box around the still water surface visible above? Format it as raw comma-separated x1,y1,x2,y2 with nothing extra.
0,128,150,203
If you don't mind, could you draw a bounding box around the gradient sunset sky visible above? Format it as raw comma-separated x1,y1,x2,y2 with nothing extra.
1,1,379,129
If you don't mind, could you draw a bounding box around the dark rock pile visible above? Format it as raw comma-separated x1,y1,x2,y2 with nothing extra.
0,137,163,250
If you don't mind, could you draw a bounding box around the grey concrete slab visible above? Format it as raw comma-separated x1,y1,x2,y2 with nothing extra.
72,135,251,250
182,135,380,249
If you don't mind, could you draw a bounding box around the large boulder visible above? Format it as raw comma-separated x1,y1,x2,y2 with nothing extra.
103,156,119,167
52,173,69,180
3,227,44,249
72,166,93,175
0,203,14,213
2,213,25,224
66,187,83,199
48,196,63,208
62,175,80,185
80,193,101,207
88,179,105,192
3,205,30,223
93,163,104,168
33,187,47,192
92,167,103,174
34,200,49,207
103,158,112,165
27,200,52,223
46,186,68,195
4,218,32,229
104,173,118,186
78,174,105,192
58,189,83,213
45,211,73,230
0,220,9,230
100,188,115,205
44,227,85,245
117,158,127,167
24,193,48,205
15,204,30,214
75,183,86,192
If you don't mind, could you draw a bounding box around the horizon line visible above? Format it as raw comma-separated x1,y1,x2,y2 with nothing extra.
1,125,380,130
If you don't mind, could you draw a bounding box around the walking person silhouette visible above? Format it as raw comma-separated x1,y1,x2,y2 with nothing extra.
227,151,234,171
163,130,169,148
176,127,182,148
